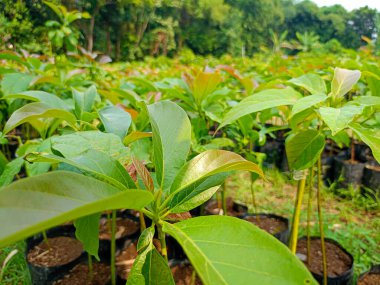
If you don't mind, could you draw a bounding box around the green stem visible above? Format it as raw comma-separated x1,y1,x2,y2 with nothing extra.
42,231,50,249
190,269,196,285
111,210,116,285
250,177,257,215
317,157,327,285
88,253,93,281
221,183,227,216
289,176,306,254
306,166,314,265
139,211,146,232
157,223,168,261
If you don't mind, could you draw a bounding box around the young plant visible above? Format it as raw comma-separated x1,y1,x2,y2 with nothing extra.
0,101,316,284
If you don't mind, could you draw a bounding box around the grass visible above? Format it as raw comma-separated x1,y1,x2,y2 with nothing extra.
227,168,380,279
0,169,378,284
0,242,29,285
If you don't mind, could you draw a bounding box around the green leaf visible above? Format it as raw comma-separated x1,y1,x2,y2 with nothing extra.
319,105,364,135
163,216,316,285
124,131,152,145
51,131,128,161
3,102,76,134
0,157,24,187
219,87,301,129
331,68,361,99
73,86,97,119
74,213,101,260
127,245,175,285
1,73,35,96
132,158,154,192
170,150,263,195
188,71,222,106
289,74,327,94
4,91,69,110
147,101,191,192
137,226,155,252
286,130,325,170
349,123,380,163
290,93,327,118
98,106,132,139
27,150,135,189
352,96,380,107
0,171,153,247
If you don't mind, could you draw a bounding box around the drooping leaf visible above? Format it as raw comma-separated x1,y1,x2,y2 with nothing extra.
137,226,155,252
27,149,135,189
289,73,327,94
4,91,69,110
290,93,327,118
98,106,132,139
219,87,301,129
349,123,380,163
330,68,361,99
3,102,76,134
0,171,153,247
147,101,191,192
74,213,101,260
319,105,364,135
286,130,325,170
127,245,175,285
163,216,316,285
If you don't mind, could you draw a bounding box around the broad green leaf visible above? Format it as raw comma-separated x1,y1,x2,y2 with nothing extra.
289,74,327,94
170,150,263,195
124,131,152,145
330,68,361,99
127,245,175,285
352,96,380,107
1,73,35,96
98,106,132,139
163,216,316,285
363,64,380,97
0,171,153,247
349,123,380,163
147,101,191,192
0,152,8,175
188,71,222,106
3,102,76,134
4,91,69,110
72,86,97,119
290,93,327,118
219,87,301,129
319,105,364,135
0,157,24,187
74,213,101,260
51,131,128,161
27,150,135,189
286,130,325,170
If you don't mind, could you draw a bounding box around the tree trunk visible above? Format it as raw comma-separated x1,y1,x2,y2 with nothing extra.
87,3,100,52
106,23,112,55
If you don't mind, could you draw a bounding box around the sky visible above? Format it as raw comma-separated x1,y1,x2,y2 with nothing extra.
312,0,380,11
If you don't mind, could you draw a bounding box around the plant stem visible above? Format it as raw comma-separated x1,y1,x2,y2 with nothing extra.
88,253,93,281
306,166,314,265
350,136,355,163
139,211,146,232
221,183,227,215
317,157,327,285
157,223,168,261
42,231,50,249
190,269,196,285
289,176,306,254
250,177,257,215
111,210,116,285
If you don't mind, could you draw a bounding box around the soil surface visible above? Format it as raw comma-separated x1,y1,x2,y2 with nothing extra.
53,263,111,285
205,198,246,217
171,263,203,285
99,217,139,240
358,273,380,285
296,239,352,277
244,215,287,235
116,242,138,280
27,237,83,267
